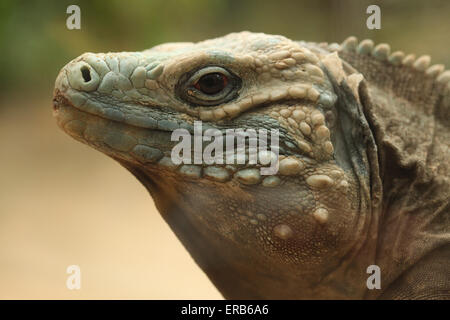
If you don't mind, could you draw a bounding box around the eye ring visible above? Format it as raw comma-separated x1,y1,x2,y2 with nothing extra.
177,66,241,106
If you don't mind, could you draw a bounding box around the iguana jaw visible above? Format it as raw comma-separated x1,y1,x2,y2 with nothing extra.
116,160,376,299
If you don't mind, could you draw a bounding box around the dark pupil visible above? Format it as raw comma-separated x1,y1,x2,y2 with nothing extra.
196,73,226,94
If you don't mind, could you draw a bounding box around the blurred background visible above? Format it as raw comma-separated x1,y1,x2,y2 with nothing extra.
0,0,448,299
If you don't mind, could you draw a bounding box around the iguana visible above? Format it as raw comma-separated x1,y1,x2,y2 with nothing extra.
52,32,450,299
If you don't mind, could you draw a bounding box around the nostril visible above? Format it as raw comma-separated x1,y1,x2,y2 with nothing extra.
67,61,99,91
80,66,91,82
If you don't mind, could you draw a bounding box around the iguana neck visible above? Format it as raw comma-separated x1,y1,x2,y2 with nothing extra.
358,78,450,298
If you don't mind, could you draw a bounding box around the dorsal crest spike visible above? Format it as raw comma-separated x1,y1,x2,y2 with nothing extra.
337,36,449,121
339,37,448,81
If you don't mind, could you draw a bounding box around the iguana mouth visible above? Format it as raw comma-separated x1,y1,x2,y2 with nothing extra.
53,88,287,185
53,88,186,134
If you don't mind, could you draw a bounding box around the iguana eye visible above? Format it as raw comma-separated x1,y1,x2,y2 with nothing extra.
177,66,241,106
194,73,228,95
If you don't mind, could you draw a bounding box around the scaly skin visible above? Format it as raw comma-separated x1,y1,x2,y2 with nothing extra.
52,32,449,299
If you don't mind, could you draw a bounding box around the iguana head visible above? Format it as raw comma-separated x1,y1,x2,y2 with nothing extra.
53,32,381,298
